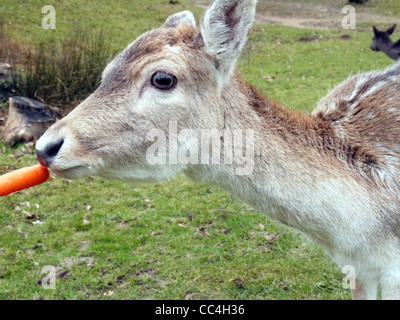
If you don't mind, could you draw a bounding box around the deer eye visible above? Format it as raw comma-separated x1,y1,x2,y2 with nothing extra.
151,71,177,90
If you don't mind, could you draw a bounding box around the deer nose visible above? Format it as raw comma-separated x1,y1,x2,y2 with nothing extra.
36,139,64,167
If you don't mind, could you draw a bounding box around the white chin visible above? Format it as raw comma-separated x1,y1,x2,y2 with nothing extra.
49,165,94,180
49,162,186,183
98,164,186,184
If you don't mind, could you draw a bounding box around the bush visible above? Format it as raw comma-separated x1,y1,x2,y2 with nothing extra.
0,24,113,114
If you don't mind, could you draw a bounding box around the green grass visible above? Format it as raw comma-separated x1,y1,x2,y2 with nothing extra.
0,0,204,51
240,25,392,113
256,0,400,20
0,0,398,300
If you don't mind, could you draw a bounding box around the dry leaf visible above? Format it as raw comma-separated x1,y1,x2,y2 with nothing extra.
198,228,209,236
79,240,91,252
184,292,200,300
231,277,246,289
145,199,153,208
24,212,38,220
266,233,280,242
57,270,70,280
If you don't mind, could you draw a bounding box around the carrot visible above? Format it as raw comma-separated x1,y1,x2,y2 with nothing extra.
0,164,50,196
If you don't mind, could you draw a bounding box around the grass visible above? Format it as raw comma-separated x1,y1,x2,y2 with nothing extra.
240,24,391,113
0,0,398,300
257,0,400,19
0,0,204,50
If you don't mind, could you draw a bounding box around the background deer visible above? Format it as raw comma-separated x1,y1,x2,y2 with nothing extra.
371,24,400,60
36,0,400,300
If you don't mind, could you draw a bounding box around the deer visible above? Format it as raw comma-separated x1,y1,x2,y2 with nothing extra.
371,24,400,60
35,0,400,300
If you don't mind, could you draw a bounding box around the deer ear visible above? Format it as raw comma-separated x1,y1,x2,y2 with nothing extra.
163,11,196,28
200,0,256,80
372,26,379,37
387,24,396,35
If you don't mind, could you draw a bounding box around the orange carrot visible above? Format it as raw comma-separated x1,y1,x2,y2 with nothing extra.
0,164,50,196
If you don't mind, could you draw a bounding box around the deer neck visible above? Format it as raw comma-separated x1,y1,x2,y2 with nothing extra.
184,72,360,234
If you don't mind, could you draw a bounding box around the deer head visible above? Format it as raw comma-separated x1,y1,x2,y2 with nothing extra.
371,24,400,60
36,0,257,182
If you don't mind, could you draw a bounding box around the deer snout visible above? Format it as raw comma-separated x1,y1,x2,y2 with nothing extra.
36,121,70,169
35,121,98,179
36,138,64,167
370,45,379,51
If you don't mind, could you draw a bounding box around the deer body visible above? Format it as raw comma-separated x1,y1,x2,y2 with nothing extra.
36,0,400,299
185,70,400,300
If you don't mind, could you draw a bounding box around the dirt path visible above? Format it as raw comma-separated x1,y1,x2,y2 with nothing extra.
190,0,400,31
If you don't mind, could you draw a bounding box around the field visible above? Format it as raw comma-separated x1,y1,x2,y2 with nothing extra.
0,0,398,300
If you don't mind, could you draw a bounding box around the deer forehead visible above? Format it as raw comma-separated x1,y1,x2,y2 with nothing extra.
83,26,218,119
116,26,200,69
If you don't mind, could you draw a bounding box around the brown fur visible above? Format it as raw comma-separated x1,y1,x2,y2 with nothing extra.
235,72,391,189
314,70,400,190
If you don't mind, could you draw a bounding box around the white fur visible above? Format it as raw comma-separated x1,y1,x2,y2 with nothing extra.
201,0,256,85
163,10,196,28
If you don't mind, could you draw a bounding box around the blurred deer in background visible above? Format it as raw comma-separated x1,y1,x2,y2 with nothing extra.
36,0,400,299
371,24,400,60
